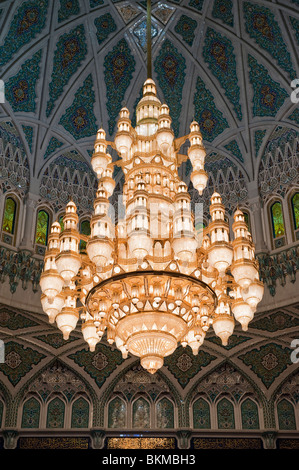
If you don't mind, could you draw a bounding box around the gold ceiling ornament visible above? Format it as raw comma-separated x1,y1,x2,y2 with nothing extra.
40,78,264,374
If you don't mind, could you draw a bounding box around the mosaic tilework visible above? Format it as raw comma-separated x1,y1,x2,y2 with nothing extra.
104,39,136,135
21,125,34,153
95,13,117,45
35,333,78,349
132,19,159,53
5,50,42,113
189,0,204,11
203,28,242,121
206,334,251,350
244,2,296,80
288,108,299,126
290,16,299,45
212,0,234,27
43,136,64,159
152,3,175,25
164,346,217,388
68,344,123,387
46,24,87,117
0,0,48,67
115,4,140,24
224,139,244,162
19,437,89,449
59,74,97,140
0,306,38,330
154,39,186,137
58,0,80,23
21,397,40,428
71,397,89,428
193,76,229,142
254,129,266,157
248,55,288,117
90,0,104,8
0,341,45,386
251,311,299,332
241,398,259,429
174,14,197,46
239,343,292,389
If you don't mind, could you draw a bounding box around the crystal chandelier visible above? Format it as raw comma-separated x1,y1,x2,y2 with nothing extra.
40,76,264,374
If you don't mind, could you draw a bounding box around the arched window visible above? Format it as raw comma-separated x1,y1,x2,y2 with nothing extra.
156,397,174,429
270,202,285,239
108,397,126,428
243,211,251,232
2,197,17,234
58,215,64,231
21,397,40,428
193,398,211,429
46,397,65,428
291,193,299,233
79,219,91,252
35,210,50,245
132,397,150,428
217,398,235,429
0,400,3,427
241,398,259,429
277,399,296,430
71,397,89,428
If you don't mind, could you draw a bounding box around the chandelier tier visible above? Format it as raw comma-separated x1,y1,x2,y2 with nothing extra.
40,78,264,374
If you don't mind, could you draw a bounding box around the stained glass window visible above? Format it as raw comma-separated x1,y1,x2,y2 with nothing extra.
193,398,211,429
291,193,299,230
21,397,40,428
132,398,150,428
59,215,64,231
35,210,49,245
217,398,235,429
156,398,174,428
71,397,89,428
277,399,296,430
243,211,251,232
46,397,65,428
241,398,259,429
79,219,91,252
270,202,285,238
108,397,126,428
2,197,16,234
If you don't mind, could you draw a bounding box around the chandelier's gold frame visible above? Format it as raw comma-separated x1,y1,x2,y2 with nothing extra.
39,2,264,374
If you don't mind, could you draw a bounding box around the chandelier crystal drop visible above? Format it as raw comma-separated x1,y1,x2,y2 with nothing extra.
40,78,264,374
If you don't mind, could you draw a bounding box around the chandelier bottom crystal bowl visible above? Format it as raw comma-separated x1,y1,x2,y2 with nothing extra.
85,270,217,374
